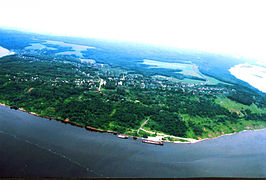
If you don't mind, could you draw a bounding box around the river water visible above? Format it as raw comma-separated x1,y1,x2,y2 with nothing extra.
0,105,265,178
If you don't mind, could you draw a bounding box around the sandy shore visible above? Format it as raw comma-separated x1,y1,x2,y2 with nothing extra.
229,63,266,93
195,128,266,143
0,46,15,58
0,102,265,144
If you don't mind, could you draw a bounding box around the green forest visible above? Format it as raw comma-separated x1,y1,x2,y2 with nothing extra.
0,55,265,140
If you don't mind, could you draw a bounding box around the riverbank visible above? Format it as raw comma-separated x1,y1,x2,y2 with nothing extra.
1,103,265,178
0,102,265,144
0,102,128,137
139,126,266,144
195,128,266,143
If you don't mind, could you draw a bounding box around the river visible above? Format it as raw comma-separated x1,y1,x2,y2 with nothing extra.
0,46,14,58
229,63,266,93
0,105,265,178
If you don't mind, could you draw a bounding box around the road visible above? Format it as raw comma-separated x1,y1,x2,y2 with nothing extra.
137,118,149,134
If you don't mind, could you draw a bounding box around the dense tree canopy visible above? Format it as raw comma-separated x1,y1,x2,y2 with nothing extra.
0,55,265,139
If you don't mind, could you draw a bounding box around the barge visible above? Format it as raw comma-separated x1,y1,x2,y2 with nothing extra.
142,139,164,145
117,134,129,139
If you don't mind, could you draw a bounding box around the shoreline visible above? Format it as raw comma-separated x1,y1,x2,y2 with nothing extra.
0,46,15,58
0,102,128,136
0,103,265,144
193,128,266,143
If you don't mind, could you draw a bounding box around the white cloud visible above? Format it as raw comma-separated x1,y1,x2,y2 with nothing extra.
0,0,266,62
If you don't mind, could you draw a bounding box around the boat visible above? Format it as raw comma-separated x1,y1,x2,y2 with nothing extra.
117,134,129,139
142,139,164,145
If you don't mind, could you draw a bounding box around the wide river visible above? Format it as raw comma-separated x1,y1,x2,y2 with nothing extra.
0,105,265,178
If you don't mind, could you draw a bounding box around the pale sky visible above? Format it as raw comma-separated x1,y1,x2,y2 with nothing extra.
1,0,266,63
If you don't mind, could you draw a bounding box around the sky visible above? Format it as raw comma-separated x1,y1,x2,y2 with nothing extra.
0,0,266,64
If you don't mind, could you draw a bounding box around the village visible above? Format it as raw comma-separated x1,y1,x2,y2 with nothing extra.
12,53,232,97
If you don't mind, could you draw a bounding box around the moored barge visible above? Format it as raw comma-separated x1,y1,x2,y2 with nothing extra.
142,139,164,145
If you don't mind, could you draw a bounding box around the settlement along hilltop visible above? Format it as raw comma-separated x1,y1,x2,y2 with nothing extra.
0,31,265,143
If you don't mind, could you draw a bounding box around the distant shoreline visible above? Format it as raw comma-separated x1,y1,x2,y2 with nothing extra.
0,46,15,58
0,103,265,144
229,63,266,93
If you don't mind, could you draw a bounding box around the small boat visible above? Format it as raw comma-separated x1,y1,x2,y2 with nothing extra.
10,106,18,110
133,136,137,140
142,139,164,145
117,134,129,139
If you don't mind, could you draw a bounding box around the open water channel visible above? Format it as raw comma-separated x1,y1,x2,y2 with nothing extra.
0,105,265,178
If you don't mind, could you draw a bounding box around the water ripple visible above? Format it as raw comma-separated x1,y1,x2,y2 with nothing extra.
0,130,103,177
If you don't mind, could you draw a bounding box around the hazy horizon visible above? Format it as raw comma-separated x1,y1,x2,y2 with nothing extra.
0,0,266,64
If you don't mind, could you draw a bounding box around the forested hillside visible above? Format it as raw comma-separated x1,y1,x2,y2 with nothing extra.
0,54,265,140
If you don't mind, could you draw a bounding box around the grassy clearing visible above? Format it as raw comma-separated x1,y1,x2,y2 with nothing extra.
138,129,154,137
216,96,266,114
152,70,229,85
109,108,116,117
162,137,189,142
